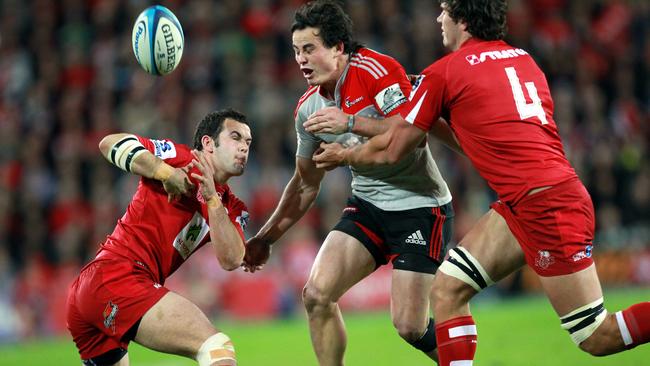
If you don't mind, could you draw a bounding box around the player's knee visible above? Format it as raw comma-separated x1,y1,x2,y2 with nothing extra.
401,318,437,353
434,247,491,311
561,299,620,357
302,282,334,314
393,318,427,343
196,332,236,366
577,314,623,357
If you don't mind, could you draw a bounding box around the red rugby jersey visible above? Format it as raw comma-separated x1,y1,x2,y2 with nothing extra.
98,136,248,283
404,38,577,204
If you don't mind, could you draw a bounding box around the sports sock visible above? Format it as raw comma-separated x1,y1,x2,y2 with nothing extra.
435,316,477,366
616,302,650,348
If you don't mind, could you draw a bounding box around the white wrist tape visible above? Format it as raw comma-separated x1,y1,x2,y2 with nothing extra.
110,135,147,172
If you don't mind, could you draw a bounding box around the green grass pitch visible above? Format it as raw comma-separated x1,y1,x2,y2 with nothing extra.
1,288,648,365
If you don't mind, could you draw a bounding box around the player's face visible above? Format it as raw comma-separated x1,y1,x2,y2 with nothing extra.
292,27,343,87
212,119,252,177
437,3,464,50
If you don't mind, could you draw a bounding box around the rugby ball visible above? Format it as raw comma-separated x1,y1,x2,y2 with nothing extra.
132,5,184,75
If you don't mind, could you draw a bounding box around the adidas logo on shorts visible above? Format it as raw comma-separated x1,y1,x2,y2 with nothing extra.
405,230,427,245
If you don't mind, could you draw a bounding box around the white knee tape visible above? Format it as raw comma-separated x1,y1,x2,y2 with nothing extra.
560,298,607,345
439,247,494,292
196,332,236,366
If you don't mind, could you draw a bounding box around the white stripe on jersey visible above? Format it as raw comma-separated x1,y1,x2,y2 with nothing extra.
354,54,389,74
405,91,428,124
350,55,388,78
350,62,380,79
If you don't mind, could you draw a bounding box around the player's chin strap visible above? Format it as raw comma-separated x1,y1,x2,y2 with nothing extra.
196,332,237,366
109,134,147,173
560,298,607,345
438,247,495,291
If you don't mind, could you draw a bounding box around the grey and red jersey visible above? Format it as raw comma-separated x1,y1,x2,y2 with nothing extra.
294,47,451,211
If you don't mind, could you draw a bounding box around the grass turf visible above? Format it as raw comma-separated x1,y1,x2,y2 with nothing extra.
1,288,648,365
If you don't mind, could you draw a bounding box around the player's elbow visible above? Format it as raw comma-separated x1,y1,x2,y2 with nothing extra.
98,135,114,156
217,245,245,271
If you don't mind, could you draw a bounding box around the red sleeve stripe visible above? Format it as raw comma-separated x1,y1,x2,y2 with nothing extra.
294,86,319,118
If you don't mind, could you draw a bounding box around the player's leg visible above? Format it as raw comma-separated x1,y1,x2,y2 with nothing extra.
387,202,455,361
134,291,236,366
390,269,437,360
432,208,526,366
302,229,377,366
539,261,650,355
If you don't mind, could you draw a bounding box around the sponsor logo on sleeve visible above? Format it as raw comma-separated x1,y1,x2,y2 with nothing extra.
236,211,249,230
151,139,177,159
375,83,407,114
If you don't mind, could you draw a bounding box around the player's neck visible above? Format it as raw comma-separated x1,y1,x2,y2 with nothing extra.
452,33,473,51
321,54,349,99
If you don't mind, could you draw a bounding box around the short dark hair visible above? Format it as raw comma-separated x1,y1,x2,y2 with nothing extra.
192,108,248,150
442,0,508,41
290,0,362,54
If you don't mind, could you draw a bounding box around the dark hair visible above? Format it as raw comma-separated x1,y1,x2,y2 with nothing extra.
442,0,508,41
290,0,362,54
192,108,248,150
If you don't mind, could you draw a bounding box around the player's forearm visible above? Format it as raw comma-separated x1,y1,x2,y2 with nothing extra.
254,175,319,244
349,114,389,137
343,131,398,166
430,118,465,156
206,198,245,271
98,133,174,181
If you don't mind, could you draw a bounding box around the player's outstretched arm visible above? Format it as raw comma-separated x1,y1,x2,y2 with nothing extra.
313,115,427,168
98,133,195,201
191,150,244,271
243,157,325,273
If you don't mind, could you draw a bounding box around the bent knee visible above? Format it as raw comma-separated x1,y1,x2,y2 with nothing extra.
393,320,426,343
577,315,625,357
301,283,335,312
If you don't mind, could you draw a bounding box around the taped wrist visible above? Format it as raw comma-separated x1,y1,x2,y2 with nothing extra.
110,135,146,173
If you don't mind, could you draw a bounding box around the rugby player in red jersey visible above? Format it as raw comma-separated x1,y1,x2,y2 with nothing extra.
66,109,252,366
243,1,459,364
308,1,650,365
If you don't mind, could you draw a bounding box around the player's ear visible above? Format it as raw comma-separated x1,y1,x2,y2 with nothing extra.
334,41,345,56
201,135,215,153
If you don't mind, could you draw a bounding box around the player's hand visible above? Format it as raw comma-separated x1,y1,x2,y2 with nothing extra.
190,150,218,203
242,236,272,273
312,142,346,170
163,163,195,203
304,107,349,135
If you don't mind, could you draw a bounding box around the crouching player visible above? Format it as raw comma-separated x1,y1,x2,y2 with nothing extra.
66,109,252,366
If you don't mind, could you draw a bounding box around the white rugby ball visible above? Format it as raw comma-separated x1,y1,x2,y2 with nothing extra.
132,5,184,75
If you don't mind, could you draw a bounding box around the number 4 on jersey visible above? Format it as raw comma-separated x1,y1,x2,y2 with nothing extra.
505,67,548,125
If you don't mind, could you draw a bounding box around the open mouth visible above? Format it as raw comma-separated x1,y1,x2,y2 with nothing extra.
301,68,314,78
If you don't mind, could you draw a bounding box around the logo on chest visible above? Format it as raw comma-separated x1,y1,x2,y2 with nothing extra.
345,96,364,108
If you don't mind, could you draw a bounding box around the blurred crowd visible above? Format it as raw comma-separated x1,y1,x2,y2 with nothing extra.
0,0,648,341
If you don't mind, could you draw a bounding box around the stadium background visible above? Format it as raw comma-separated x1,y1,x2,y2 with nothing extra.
0,0,648,364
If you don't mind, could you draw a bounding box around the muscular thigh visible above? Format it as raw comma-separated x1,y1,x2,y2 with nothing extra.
307,230,376,301
391,269,435,323
134,291,217,358
458,208,526,283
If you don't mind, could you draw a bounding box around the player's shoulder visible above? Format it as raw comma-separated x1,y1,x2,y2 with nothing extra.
294,85,321,120
349,47,403,80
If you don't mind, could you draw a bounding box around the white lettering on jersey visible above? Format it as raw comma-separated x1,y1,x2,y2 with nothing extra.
405,91,428,124
375,83,407,115
465,48,528,65
151,139,177,159
173,211,210,259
